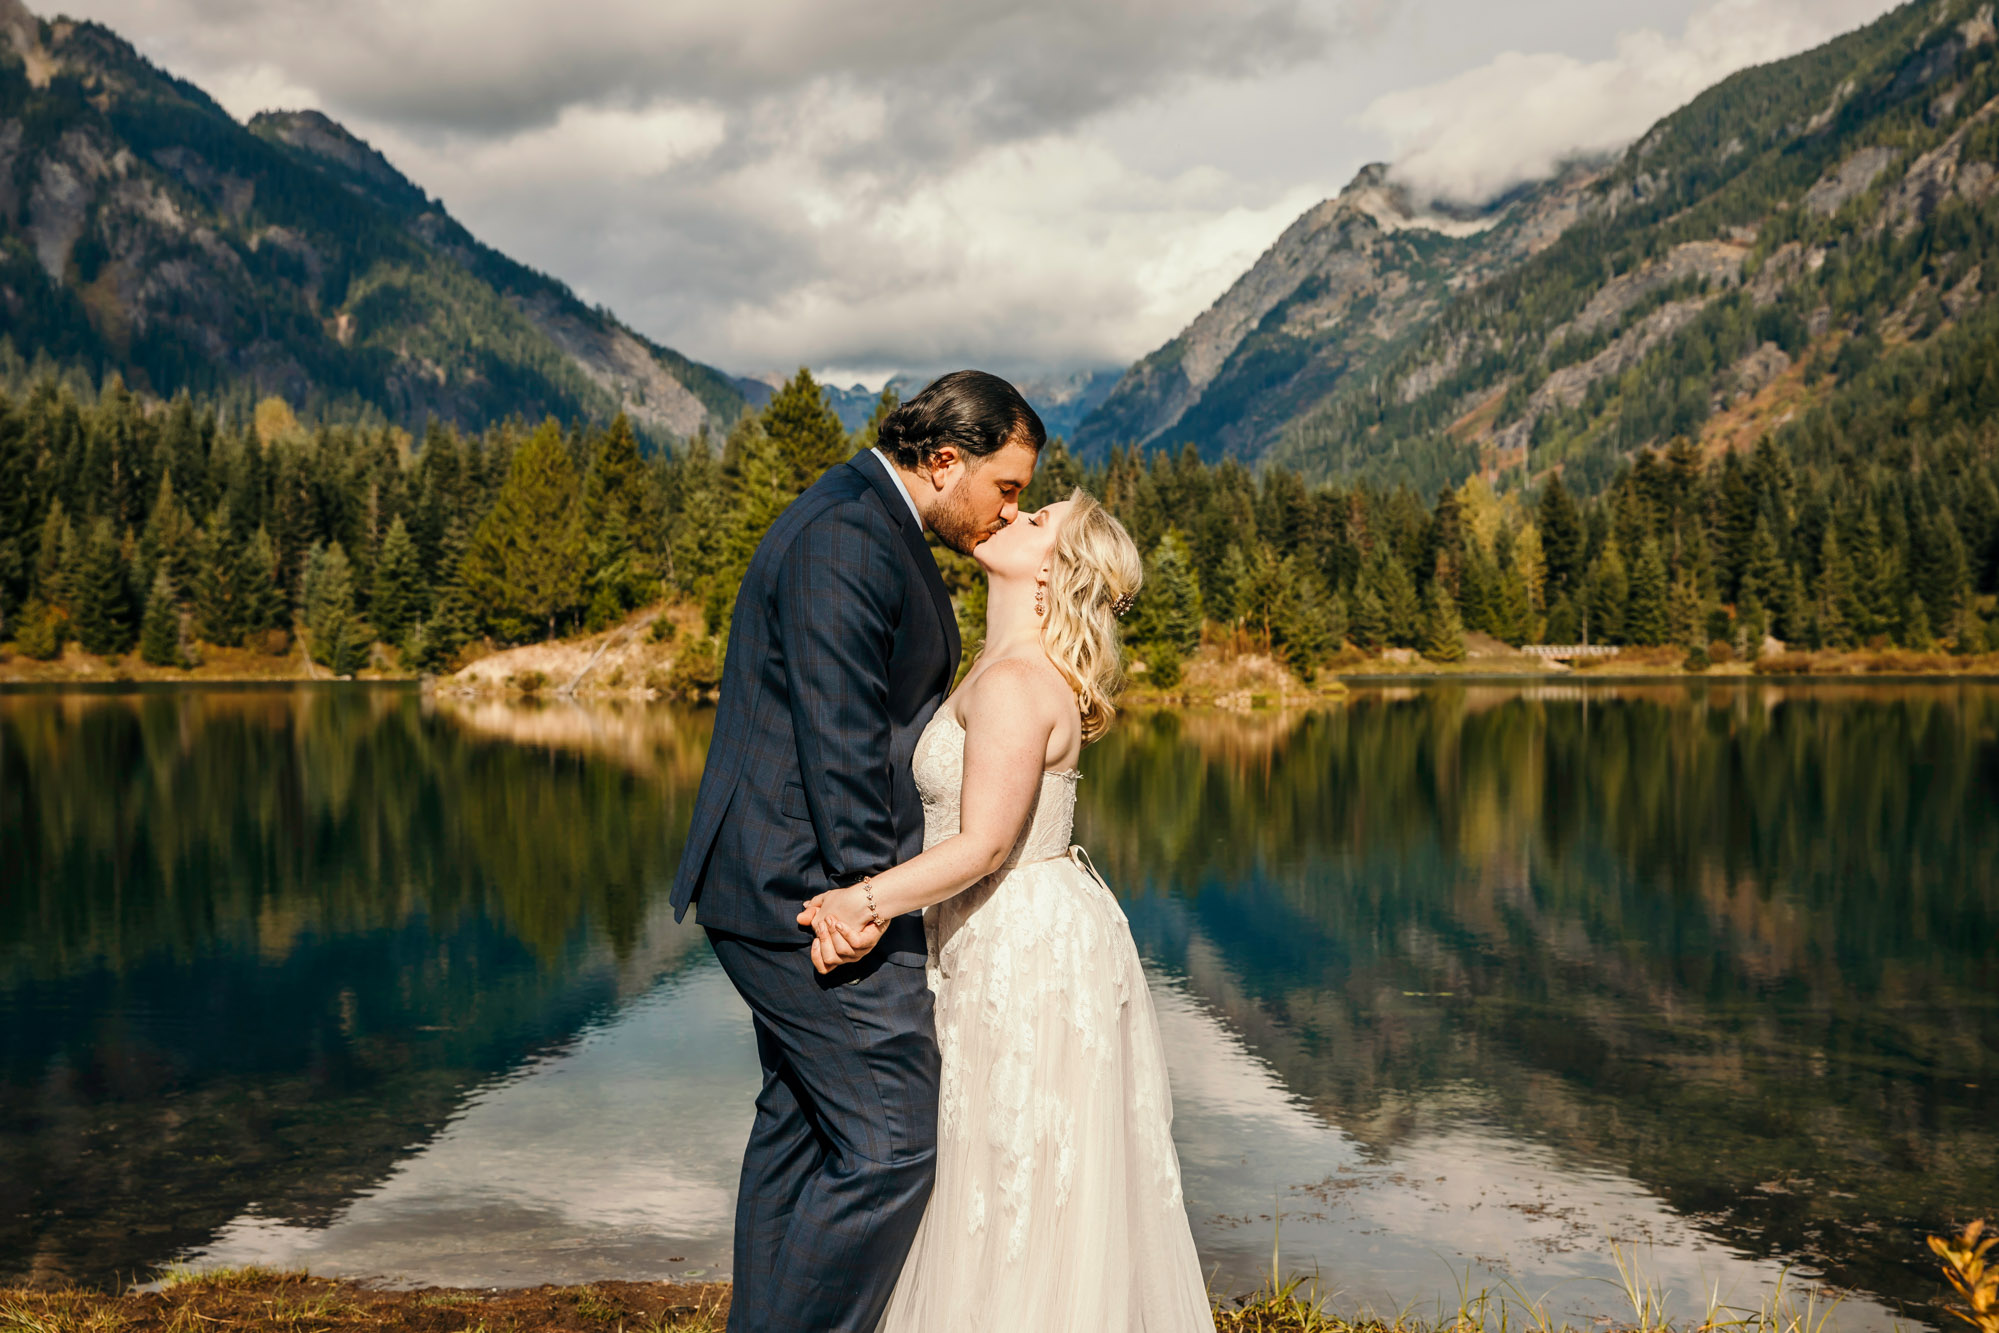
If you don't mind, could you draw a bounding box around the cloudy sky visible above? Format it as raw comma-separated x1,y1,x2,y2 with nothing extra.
61,0,1900,384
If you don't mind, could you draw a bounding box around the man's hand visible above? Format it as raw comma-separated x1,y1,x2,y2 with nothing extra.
797,887,887,975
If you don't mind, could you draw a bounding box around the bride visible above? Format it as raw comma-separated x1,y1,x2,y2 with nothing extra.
799,489,1216,1332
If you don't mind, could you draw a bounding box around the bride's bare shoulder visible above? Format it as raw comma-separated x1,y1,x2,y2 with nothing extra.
958,654,1074,729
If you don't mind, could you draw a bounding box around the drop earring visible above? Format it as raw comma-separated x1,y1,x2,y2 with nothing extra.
1035,585,1046,617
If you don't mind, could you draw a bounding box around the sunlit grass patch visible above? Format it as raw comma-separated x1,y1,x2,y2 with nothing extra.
0,1288,132,1333
155,1265,309,1293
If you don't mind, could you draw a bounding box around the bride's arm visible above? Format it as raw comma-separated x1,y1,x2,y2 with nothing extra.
799,658,1069,972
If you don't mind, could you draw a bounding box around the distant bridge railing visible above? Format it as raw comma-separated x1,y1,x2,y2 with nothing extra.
1519,644,1623,661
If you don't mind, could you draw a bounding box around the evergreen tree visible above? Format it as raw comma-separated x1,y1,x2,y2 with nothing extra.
420,518,481,670
1587,540,1628,644
581,413,656,626
1421,580,1466,663
463,419,585,641
1538,473,1585,595
1274,557,1336,681
1667,568,1703,647
301,541,368,675
71,518,133,655
1544,592,1580,644
139,569,184,667
1212,544,1250,630
1626,538,1670,645
1493,565,1535,646
192,507,242,646
33,501,74,612
1130,529,1203,683
14,597,63,660
372,515,424,644
763,369,850,493
1739,517,1786,611
1816,527,1858,648
855,385,901,454
723,414,793,586
1350,577,1388,650
238,525,287,645
1374,548,1422,647
139,470,197,596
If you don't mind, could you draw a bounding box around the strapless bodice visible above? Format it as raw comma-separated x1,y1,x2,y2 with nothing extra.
912,709,1078,867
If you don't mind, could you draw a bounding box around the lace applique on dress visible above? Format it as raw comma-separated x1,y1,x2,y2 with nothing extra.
877,710,1216,1333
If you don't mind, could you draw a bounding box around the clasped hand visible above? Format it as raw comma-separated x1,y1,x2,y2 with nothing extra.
796,886,886,975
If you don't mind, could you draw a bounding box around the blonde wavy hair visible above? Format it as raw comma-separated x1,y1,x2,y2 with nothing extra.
1041,489,1143,743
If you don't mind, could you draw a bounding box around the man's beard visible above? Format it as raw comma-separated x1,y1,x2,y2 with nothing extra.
928,485,997,557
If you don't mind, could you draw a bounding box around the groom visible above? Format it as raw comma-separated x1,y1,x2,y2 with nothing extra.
671,370,1044,1333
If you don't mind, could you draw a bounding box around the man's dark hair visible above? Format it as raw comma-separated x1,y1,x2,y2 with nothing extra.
876,370,1045,470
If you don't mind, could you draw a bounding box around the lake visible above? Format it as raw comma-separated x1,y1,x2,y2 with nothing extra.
2,681,1994,1328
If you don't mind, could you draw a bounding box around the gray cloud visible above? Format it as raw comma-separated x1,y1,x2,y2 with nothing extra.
46,0,1906,379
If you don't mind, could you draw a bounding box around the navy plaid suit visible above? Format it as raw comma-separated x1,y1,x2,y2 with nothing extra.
671,452,958,1333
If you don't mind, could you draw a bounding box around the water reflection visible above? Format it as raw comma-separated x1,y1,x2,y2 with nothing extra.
0,683,1992,1328
1088,683,1999,1316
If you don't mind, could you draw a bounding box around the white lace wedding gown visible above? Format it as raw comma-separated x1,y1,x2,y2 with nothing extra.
877,711,1216,1332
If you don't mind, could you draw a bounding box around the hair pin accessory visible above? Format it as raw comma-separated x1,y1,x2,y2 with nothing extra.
1110,590,1136,618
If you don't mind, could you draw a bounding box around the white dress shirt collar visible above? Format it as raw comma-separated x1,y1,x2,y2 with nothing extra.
870,447,924,530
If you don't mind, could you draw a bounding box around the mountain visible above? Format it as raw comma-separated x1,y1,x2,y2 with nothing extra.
1074,162,1608,463
731,367,1124,441
1078,0,1999,496
0,0,746,439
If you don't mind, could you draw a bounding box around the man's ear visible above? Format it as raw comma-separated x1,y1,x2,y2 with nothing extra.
924,445,962,488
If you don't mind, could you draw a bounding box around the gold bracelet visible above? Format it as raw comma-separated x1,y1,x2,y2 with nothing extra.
859,876,886,929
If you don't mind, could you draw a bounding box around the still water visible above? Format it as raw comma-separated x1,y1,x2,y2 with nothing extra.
2,683,1994,1327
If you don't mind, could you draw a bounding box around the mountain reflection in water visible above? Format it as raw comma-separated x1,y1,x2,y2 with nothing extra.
0,683,1991,1328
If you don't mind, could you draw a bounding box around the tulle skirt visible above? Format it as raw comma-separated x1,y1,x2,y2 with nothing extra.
876,848,1216,1333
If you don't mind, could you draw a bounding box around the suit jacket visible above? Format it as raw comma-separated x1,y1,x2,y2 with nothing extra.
670,452,961,954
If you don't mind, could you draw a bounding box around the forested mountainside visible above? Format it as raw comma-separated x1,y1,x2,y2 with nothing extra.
1081,0,1999,500
0,0,746,440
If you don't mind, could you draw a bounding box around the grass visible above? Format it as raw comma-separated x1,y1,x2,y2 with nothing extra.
0,1224,1989,1333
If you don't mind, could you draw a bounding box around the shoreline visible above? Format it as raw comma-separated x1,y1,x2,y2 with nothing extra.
0,1266,1924,1333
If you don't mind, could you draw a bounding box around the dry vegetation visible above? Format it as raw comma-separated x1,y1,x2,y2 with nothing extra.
1,1224,1992,1333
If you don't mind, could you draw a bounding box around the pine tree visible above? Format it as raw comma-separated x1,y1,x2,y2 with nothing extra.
1350,576,1387,650
582,413,657,624
1544,592,1580,644
301,541,368,675
14,597,63,660
1626,538,1670,645
238,525,287,647
1739,517,1786,611
1421,580,1466,663
463,419,585,641
192,506,242,646
1538,473,1586,596
1849,506,1898,640
1816,527,1858,648
139,569,184,668
1588,541,1628,644
723,414,792,584
763,369,850,493
139,470,197,596
71,518,133,655
33,500,73,611
1667,568,1703,647
1274,557,1335,681
1213,544,1251,630
1375,549,1422,647
420,518,481,670
1130,529,1203,683
1494,565,1534,646
372,515,424,644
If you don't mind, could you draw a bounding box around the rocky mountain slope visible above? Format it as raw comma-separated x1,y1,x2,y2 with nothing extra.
1074,162,1608,462
0,0,745,438
1079,0,1999,495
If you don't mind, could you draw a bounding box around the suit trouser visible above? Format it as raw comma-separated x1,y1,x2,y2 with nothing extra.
705,928,940,1333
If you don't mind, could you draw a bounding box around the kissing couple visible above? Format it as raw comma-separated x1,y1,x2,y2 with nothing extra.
671,371,1216,1332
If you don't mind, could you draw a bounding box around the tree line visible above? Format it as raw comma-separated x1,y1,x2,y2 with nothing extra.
1,366,1995,682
